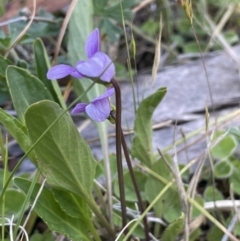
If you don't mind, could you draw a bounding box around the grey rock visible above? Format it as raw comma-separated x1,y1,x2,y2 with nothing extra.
10,45,240,172
84,45,240,167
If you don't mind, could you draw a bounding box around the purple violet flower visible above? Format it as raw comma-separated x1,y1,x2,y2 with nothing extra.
47,28,115,82
72,88,114,122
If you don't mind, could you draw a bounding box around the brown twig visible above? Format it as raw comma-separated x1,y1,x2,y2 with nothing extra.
52,0,78,66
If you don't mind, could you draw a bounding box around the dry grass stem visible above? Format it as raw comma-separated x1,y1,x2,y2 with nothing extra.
158,146,190,240
221,214,239,241
206,3,236,50
171,151,189,241
204,200,240,211
133,0,156,13
4,0,36,58
187,197,240,241
52,0,78,65
15,179,47,241
204,13,240,69
151,14,162,85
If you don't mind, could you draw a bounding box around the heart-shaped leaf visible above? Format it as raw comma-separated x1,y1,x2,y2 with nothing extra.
211,132,236,159
203,186,223,202
213,160,233,179
161,212,184,241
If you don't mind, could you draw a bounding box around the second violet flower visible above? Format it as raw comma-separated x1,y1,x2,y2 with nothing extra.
72,88,114,122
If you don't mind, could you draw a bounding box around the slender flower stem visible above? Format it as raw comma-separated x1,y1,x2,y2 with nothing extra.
111,78,128,229
111,79,149,240
120,130,150,241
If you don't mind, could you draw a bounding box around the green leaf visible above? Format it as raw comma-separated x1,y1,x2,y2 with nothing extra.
102,0,134,22
0,90,9,105
16,59,28,69
95,154,118,179
0,0,4,17
131,87,167,166
212,132,236,159
178,164,189,181
161,212,184,241
0,169,12,192
203,186,223,202
0,108,36,162
191,195,204,219
93,0,108,11
233,216,240,236
190,228,201,241
229,127,240,143
0,37,11,49
224,30,239,45
24,100,96,199
14,178,91,241
213,160,233,179
113,212,145,239
30,231,54,241
100,18,122,42
141,20,159,36
6,66,53,122
207,224,223,241
52,188,89,218
34,38,66,109
145,157,181,222
0,188,25,218
207,213,240,241
183,42,205,53
230,168,240,195
0,55,12,79
145,160,171,217
114,170,147,202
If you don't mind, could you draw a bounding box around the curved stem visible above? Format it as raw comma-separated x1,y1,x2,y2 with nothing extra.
121,130,150,241
111,78,127,229
111,79,149,240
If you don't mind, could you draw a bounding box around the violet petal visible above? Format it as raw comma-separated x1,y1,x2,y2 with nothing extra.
85,28,100,58
47,64,76,79
76,53,104,78
71,103,88,114
76,52,115,82
86,98,111,122
70,61,85,78
70,70,83,78
92,88,114,102
99,54,115,82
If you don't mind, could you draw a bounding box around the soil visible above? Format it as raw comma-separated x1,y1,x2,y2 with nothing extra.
1,0,70,22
